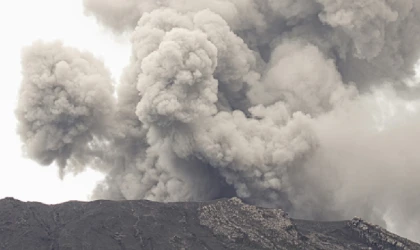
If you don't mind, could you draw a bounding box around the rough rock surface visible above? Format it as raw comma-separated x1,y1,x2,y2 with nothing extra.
0,197,418,250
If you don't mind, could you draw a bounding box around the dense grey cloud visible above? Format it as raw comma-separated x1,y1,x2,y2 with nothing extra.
16,41,115,174
16,0,420,242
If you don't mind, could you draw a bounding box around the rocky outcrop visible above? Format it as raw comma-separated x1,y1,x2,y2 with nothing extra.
0,197,418,250
348,217,419,250
199,198,302,249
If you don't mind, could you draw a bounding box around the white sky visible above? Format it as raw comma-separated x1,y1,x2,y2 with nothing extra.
0,0,130,204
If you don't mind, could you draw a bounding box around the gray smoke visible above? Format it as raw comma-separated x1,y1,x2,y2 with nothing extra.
16,41,116,175
16,0,420,241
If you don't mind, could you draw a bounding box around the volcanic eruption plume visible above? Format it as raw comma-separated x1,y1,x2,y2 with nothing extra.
16,0,420,241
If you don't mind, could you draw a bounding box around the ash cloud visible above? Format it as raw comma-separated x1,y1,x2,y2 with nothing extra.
16,0,420,242
16,41,115,174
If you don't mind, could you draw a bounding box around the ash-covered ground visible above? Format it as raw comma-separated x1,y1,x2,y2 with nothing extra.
1,197,419,250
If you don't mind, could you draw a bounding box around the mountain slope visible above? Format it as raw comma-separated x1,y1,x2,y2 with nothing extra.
0,197,418,250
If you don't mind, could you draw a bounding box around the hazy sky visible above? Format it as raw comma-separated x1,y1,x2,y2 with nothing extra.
0,0,130,204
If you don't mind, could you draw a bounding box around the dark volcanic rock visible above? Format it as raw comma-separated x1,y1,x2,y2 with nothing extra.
0,197,418,250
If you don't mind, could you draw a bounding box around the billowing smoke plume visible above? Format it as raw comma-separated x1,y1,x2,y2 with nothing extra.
16,41,115,174
16,0,420,241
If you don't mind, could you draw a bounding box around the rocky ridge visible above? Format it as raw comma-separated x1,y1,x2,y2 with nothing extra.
0,197,418,250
